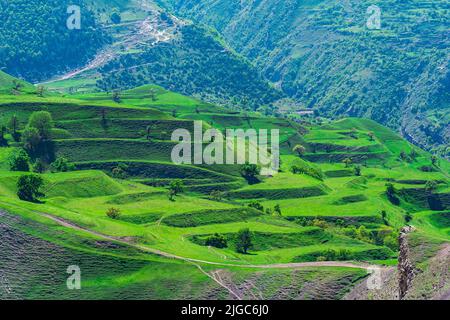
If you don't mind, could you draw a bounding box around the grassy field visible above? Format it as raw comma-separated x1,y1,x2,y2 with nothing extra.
0,80,448,299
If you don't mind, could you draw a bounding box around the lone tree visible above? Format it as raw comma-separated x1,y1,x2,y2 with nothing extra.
343,158,352,168
28,111,53,140
293,144,306,157
240,162,260,184
168,179,184,201
368,131,375,141
17,174,44,202
149,88,157,101
274,204,282,216
235,228,253,254
106,207,121,219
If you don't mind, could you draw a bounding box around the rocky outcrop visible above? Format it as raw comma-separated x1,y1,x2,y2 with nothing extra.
398,226,417,299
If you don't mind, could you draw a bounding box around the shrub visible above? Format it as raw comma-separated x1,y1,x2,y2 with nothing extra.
32,159,47,173
50,157,75,172
209,190,224,201
106,208,121,219
9,149,30,172
312,219,328,229
293,144,306,157
248,200,264,212
205,233,227,249
290,163,324,181
17,174,44,202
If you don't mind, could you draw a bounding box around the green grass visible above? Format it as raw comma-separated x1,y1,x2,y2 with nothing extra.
0,85,448,299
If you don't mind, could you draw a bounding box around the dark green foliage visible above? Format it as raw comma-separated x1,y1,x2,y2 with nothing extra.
32,158,47,173
0,125,7,146
294,247,395,263
106,207,121,219
385,183,400,205
28,111,53,139
168,179,184,200
111,163,129,179
17,174,44,202
235,228,253,254
0,0,109,82
7,114,20,141
240,162,260,184
97,24,281,109
229,186,326,200
405,212,413,224
163,0,450,152
205,233,227,249
274,204,282,216
333,194,368,205
50,157,75,173
248,200,264,212
290,163,324,181
9,149,30,172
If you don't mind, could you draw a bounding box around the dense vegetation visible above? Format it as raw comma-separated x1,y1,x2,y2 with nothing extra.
97,24,281,109
160,0,450,157
0,0,109,82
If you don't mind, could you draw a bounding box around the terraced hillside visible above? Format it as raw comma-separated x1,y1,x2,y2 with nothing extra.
160,0,450,156
0,75,448,299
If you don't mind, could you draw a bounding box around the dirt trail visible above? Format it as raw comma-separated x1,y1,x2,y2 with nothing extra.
36,211,378,271
40,2,178,85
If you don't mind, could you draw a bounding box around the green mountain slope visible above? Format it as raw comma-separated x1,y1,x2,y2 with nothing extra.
17,1,281,108
0,84,448,300
0,0,109,82
160,0,450,156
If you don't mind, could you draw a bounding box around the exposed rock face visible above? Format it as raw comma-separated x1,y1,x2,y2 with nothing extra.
398,226,417,300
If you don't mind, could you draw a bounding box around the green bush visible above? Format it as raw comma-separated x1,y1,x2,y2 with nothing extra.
205,233,227,249
17,174,44,202
9,149,30,172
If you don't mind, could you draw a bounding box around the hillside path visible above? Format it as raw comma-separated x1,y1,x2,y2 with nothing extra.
35,211,381,271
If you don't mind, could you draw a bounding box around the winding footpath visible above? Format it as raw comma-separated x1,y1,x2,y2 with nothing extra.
36,211,378,271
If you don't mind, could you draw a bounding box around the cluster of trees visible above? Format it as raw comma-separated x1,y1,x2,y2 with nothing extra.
1,111,79,203
199,228,254,254
248,201,282,216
